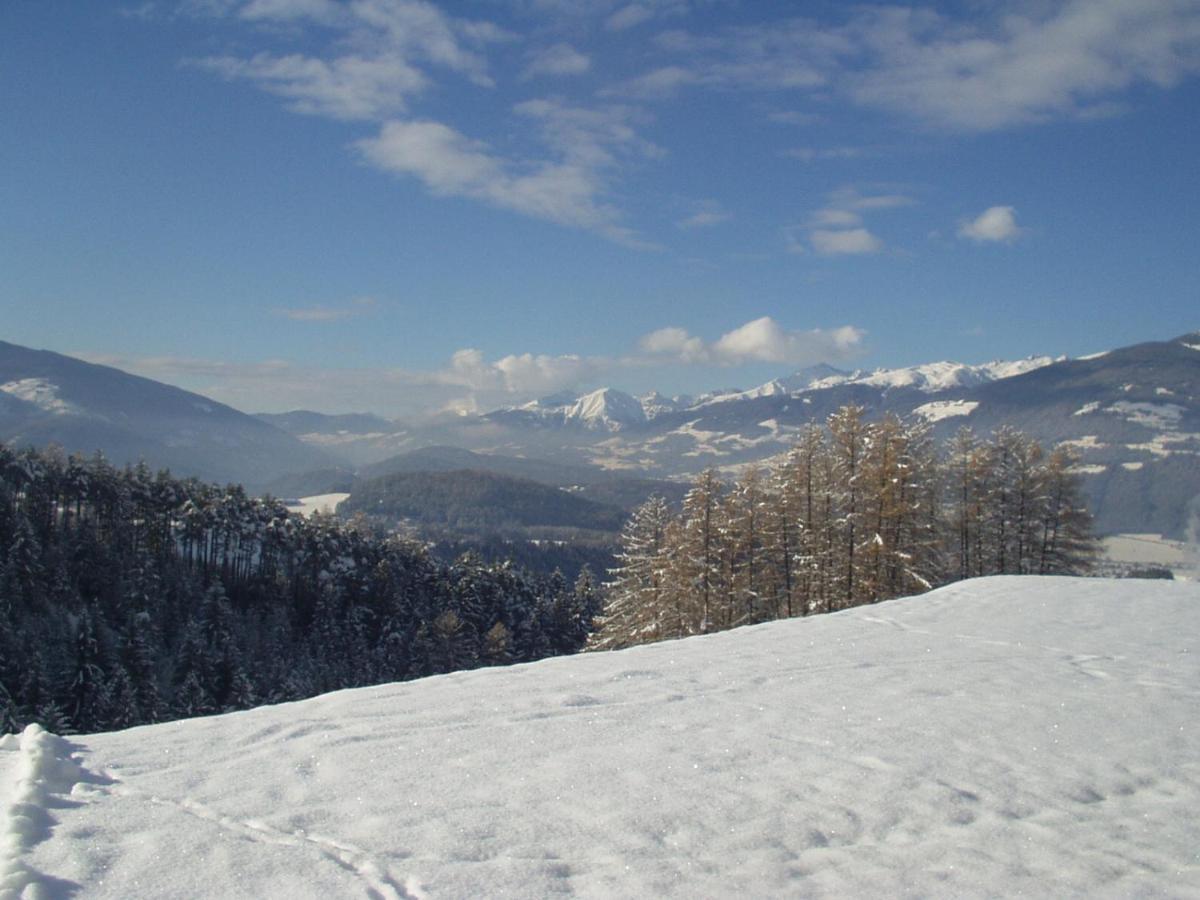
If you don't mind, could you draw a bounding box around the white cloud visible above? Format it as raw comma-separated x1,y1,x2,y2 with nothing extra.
522,43,591,79
677,210,729,229
712,317,864,365
356,104,658,244
621,1,1200,130
602,65,700,99
191,0,504,122
606,4,653,31
848,1,1200,131
638,326,707,362
676,200,730,229
800,186,911,255
809,208,861,228
810,228,883,255
637,318,864,366
196,52,425,120
958,206,1022,243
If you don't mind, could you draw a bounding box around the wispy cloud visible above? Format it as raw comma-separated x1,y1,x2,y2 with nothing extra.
187,2,658,244
676,200,730,230
958,205,1022,243
612,1,1200,130
275,297,378,322
356,102,658,246
521,43,590,79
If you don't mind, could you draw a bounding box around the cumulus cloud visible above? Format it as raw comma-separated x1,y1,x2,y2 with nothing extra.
638,326,707,362
637,317,865,366
958,205,1022,243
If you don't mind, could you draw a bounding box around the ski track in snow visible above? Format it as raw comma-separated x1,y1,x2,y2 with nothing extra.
11,577,1200,897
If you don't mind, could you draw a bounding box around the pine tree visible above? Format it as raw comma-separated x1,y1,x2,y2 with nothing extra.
592,495,671,649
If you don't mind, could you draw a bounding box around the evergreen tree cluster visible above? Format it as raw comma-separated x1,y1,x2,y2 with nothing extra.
593,406,1097,649
0,446,600,735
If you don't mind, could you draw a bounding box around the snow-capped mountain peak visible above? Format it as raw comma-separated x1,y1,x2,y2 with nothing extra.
565,387,646,430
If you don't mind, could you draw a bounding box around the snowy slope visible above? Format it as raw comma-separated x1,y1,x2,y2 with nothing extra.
7,577,1200,898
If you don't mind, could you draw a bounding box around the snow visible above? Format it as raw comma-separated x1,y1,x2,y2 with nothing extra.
1122,461,1144,471
1073,401,1100,416
1101,534,1196,575
565,388,646,430
1069,463,1107,475
1076,351,1109,361
286,493,351,517
809,356,1057,394
912,399,979,422
1183,343,1200,352
1105,401,1185,431
0,378,79,416
8,577,1200,898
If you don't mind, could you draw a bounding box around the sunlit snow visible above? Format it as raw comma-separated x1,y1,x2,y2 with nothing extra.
3,577,1198,898
0,379,79,416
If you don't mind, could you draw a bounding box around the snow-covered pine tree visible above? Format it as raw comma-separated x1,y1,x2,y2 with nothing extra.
674,469,725,635
591,495,671,649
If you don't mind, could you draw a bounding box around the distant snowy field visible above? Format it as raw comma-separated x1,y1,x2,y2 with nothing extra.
1102,533,1198,578
4,577,1198,898
285,493,351,518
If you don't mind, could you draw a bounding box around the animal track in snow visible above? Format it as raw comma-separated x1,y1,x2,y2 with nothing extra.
101,774,425,900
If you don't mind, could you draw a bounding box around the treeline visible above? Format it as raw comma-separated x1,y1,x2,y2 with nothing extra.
593,406,1096,649
0,446,600,735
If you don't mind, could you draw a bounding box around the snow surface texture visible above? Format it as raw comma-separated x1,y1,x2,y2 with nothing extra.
8,577,1200,899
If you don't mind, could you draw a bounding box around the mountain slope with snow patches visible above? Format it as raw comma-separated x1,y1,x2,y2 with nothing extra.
6,576,1198,898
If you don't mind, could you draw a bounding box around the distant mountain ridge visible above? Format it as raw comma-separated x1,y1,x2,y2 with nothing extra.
0,340,331,487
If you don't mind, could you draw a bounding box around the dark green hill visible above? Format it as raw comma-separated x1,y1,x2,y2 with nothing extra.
341,469,629,533
358,446,687,511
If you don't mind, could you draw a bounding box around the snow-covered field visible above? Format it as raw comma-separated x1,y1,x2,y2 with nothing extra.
4,577,1199,898
1102,533,1198,579
285,493,351,518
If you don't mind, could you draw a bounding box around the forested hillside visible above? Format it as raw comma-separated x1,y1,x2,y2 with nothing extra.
0,447,599,735
340,469,628,533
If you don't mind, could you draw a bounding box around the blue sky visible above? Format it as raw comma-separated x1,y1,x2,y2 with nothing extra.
2,0,1199,418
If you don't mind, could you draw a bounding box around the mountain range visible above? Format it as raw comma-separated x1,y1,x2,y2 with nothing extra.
0,341,332,488
3,332,1197,538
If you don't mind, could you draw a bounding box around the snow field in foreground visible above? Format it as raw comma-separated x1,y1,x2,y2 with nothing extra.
7,576,1200,898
